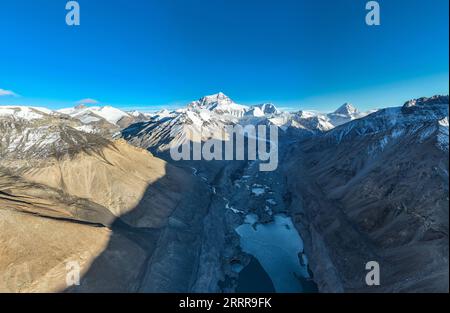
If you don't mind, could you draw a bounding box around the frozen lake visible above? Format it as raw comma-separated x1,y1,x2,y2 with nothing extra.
235,214,311,292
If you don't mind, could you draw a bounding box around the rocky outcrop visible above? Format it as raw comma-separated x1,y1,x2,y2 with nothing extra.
403,95,449,108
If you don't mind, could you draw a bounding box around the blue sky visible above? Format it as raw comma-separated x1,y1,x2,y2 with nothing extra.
0,0,448,112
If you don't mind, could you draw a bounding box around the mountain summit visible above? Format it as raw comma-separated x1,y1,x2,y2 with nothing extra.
188,92,249,116
334,102,358,116
199,92,233,107
189,92,234,110
403,95,449,108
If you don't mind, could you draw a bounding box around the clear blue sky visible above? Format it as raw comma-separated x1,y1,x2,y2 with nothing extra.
0,0,448,112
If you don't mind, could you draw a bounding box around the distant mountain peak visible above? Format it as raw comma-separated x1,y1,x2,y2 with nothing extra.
215,91,227,98
198,92,233,106
187,92,248,117
254,103,278,115
334,102,358,115
403,95,449,108
75,104,87,110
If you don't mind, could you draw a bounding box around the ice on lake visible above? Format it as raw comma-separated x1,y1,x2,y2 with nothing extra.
251,188,265,196
235,214,310,292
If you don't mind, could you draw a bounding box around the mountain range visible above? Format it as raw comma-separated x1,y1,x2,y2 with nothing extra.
0,93,448,292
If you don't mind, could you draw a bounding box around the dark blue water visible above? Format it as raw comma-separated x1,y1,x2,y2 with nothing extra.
236,256,275,293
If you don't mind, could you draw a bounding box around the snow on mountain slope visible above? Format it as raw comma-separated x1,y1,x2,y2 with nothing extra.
58,105,130,125
150,109,175,121
333,102,358,115
127,110,153,120
122,93,254,154
327,103,369,127
121,105,238,155
244,103,279,118
0,106,54,121
120,93,368,154
437,117,449,152
403,95,449,108
266,113,293,131
188,92,249,117
244,106,265,117
284,95,449,293
0,107,119,167
321,96,449,161
268,103,373,134
94,106,131,124
256,103,279,115
292,110,335,132
0,120,211,293
0,112,111,165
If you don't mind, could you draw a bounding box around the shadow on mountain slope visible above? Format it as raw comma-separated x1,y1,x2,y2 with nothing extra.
63,161,212,293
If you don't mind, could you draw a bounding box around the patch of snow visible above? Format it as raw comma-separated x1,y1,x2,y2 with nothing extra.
225,202,244,214
74,125,95,133
379,136,389,150
79,115,100,124
128,110,142,117
90,106,130,124
245,107,265,117
188,92,249,117
0,106,47,120
58,105,130,125
0,108,15,117
251,188,266,196
437,117,449,151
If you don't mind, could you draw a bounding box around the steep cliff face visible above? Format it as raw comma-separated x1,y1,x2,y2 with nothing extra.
285,98,449,292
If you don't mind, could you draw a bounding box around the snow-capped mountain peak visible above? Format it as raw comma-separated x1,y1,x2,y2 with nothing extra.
128,110,143,117
326,102,369,127
201,92,232,106
58,105,130,125
187,92,249,117
325,95,449,152
75,104,87,110
403,95,449,108
0,106,54,121
292,110,334,132
189,92,232,109
334,102,358,116
253,103,279,115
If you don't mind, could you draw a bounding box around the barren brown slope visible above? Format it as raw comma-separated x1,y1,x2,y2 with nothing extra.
20,139,192,228
0,118,211,292
0,172,149,292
